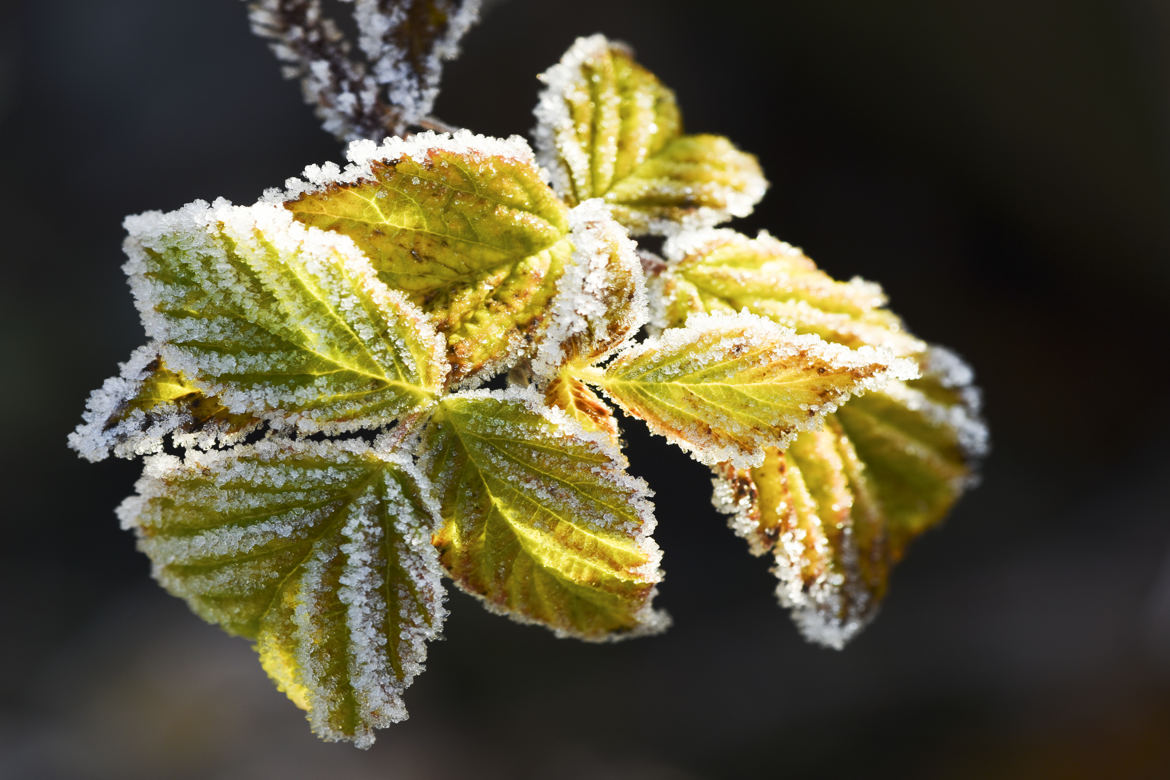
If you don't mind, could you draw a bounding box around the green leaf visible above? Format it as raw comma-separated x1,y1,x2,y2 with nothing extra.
420,388,667,640
69,344,259,462
124,200,446,434
653,229,925,356
118,438,446,748
585,312,916,468
534,35,766,235
711,346,986,647
282,131,575,382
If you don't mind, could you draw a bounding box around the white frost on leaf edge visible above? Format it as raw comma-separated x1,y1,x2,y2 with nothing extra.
266,129,544,203
526,199,647,382
918,344,990,467
122,198,448,436
68,343,259,463
602,310,920,469
662,228,811,267
423,385,671,640
531,33,622,202
707,454,877,651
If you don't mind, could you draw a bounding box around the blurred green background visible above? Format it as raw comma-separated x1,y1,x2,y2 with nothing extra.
3,1,1170,777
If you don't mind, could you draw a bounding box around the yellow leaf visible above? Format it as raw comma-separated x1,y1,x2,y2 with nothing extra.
283,131,574,383
421,388,667,640
534,35,766,235
588,312,916,468
654,229,924,357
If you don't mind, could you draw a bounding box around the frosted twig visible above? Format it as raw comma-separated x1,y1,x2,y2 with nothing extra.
245,0,481,141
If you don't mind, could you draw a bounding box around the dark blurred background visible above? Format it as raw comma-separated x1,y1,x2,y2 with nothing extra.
4,1,1170,778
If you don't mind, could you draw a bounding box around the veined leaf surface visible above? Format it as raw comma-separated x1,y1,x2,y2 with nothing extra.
124,200,446,434
69,344,258,462
118,439,447,747
654,229,924,356
421,388,667,640
283,131,574,382
533,35,766,235
712,346,987,647
587,312,916,468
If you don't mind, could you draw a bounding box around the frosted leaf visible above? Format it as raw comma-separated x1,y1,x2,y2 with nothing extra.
710,345,987,648
68,344,259,462
533,34,766,236
247,0,481,140
590,311,918,468
543,375,619,443
526,199,648,382
118,438,447,748
123,199,447,434
282,131,574,384
653,229,925,357
349,0,481,130
420,387,668,640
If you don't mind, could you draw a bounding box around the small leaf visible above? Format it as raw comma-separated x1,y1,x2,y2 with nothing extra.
544,375,619,441
711,346,987,647
533,35,766,235
587,312,917,468
118,439,447,747
124,200,446,434
654,229,925,356
69,344,259,462
526,199,648,382
283,131,574,382
420,388,667,639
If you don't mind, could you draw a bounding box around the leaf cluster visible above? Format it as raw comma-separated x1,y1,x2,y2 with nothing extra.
72,27,987,747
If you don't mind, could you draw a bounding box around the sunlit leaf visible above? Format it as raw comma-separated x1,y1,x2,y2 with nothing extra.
420,388,667,639
118,439,447,747
69,344,259,462
123,200,446,434
283,131,575,382
712,346,987,647
653,229,924,356
533,35,766,235
586,312,916,468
